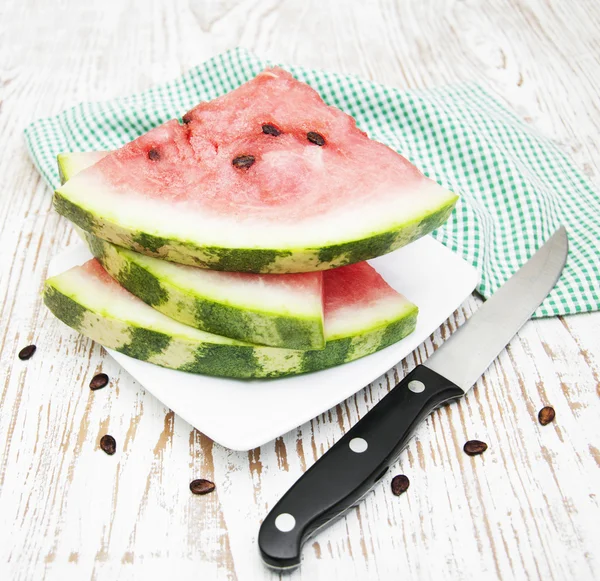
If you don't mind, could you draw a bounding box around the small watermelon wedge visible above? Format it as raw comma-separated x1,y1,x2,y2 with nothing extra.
58,151,326,350
43,259,418,379
57,151,107,184
54,68,458,273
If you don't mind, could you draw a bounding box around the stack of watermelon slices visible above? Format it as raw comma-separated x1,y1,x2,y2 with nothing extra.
44,68,458,379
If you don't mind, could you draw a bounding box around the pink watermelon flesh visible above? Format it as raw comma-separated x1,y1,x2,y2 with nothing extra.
82,256,117,285
85,71,429,218
55,68,457,272
323,261,414,338
324,262,398,313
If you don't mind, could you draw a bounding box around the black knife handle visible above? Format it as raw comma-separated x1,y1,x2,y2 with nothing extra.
258,365,464,570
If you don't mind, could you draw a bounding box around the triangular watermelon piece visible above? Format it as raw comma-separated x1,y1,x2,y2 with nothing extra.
58,152,326,350
57,151,107,185
44,259,418,379
55,68,457,273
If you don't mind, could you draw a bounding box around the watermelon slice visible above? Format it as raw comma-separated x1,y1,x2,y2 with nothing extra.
85,229,325,350
43,259,418,379
54,68,458,273
58,151,326,350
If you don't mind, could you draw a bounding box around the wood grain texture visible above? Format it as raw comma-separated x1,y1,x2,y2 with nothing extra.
1,0,599,579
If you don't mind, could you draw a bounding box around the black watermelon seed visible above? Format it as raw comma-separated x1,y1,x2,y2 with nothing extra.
18,345,36,360
148,148,160,161
100,435,116,455
232,155,255,170
307,131,325,146
262,124,281,136
463,440,488,456
190,479,216,495
391,474,410,496
90,373,109,391
182,113,192,124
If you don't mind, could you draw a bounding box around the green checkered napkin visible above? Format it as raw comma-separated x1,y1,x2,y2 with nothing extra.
25,47,600,318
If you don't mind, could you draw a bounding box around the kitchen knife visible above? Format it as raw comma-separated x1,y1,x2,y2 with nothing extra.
258,226,568,570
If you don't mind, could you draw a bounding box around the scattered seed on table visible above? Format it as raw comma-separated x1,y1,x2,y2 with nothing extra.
18,345,36,360
391,474,410,496
463,440,488,456
190,479,216,495
100,435,116,455
538,406,556,426
89,373,109,390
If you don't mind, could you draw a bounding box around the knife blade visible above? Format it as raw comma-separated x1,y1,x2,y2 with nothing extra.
258,226,568,570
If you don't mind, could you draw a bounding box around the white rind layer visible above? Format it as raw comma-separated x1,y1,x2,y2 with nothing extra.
58,170,455,249
326,295,417,339
51,267,241,345
127,252,321,318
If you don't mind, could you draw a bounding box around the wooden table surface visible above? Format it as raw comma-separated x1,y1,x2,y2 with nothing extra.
1,1,599,579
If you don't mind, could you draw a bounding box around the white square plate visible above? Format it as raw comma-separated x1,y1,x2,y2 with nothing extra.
48,237,478,450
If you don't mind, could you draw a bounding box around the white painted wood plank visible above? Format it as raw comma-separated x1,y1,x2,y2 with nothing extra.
0,0,599,580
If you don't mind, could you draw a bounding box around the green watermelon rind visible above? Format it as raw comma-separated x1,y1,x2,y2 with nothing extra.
83,232,326,350
52,189,457,273
43,276,418,379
